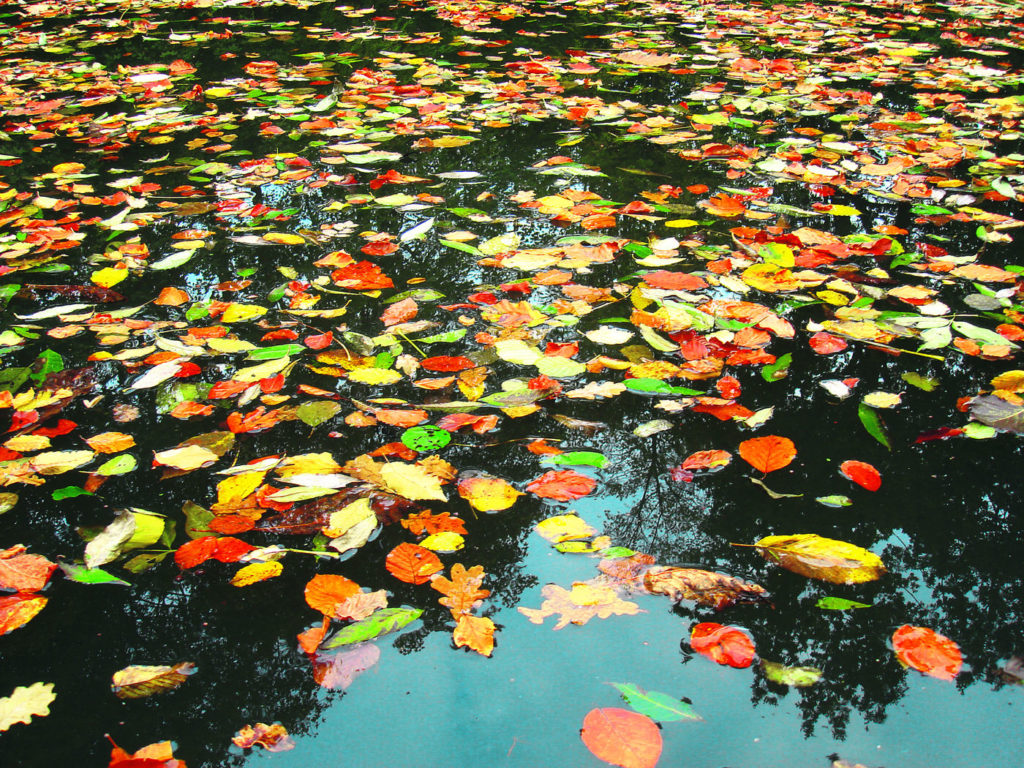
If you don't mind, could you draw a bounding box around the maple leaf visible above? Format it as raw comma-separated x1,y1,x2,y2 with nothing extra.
518,580,642,629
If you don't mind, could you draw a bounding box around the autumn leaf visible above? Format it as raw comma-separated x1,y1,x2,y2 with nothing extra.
380,297,418,326
0,545,57,593
84,432,136,453
385,542,443,585
432,563,490,617
690,622,756,668
457,472,521,512
0,682,55,732
108,738,184,767
518,581,642,629
453,614,495,656
232,722,295,752
400,511,467,536
111,662,196,699
840,460,882,491
643,566,769,609
525,469,597,501
580,708,662,768
304,574,361,617
0,594,47,636
754,534,886,584
738,435,796,473
892,625,962,681
174,536,255,569
380,462,447,501
230,561,283,587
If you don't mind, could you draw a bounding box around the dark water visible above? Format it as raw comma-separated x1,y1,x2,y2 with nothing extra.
0,0,1022,765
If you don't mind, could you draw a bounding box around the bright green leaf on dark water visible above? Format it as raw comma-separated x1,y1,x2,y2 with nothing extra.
402,425,452,451
816,597,872,610
761,353,792,382
857,403,891,450
541,451,608,469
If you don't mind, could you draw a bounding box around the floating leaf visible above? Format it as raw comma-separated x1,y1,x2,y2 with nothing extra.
305,574,361,617
380,462,447,501
58,563,130,587
401,425,452,451
738,435,796,473
0,545,56,593
0,594,47,636
892,625,962,681
643,566,769,609
232,722,295,752
689,622,756,668
610,683,702,722
526,469,596,501
755,534,886,584
839,460,882,491
457,473,521,512
385,543,443,585
321,607,423,649
857,403,891,450
453,614,495,656
761,660,823,687
111,662,196,699
541,451,608,469
230,561,283,587
0,682,55,732
580,708,662,768
816,597,871,610
535,514,598,544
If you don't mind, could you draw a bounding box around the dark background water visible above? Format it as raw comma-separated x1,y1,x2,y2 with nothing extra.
0,0,1022,765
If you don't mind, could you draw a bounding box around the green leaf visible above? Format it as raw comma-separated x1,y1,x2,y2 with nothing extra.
414,328,467,344
52,486,93,501
901,372,939,392
610,683,702,722
624,378,702,396
321,607,423,649
29,350,63,385
401,426,452,451
598,547,636,558
122,552,170,573
541,451,609,469
183,501,214,540
247,343,305,360
816,596,871,610
857,403,891,450
760,660,823,687
97,454,137,476
815,495,852,508
761,353,792,382
296,401,341,427
58,562,130,586
910,204,952,216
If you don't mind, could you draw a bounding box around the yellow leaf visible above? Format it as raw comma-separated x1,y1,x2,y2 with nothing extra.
91,268,128,288
221,303,268,323
262,232,306,245
348,367,403,385
323,498,376,538
0,682,56,732
380,462,447,501
815,290,849,306
111,663,195,699
3,435,51,452
862,391,902,409
755,534,886,584
28,450,94,475
152,445,219,471
742,263,799,293
52,162,85,175
429,136,475,148
232,356,290,382
207,338,257,353
230,561,283,587
216,472,264,508
457,474,521,512
991,370,1024,392
419,531,465,552
453,614,495,656
665,219,699,228
535,513,598,543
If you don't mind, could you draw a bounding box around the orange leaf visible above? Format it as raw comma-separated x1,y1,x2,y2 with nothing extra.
380,297,418,326
304,574,360,617
580,708,662,768
643,270,708,291
840,460,881,491
154,286,190,306
738,435,796,473
453,614,495,656
385,543,443,585
680,449,732,472
431,563,490,617
0,545,57,592
690,622,756,668
84,432,136,453
174,536,255,568
893,625,962,681
421,355,476,372
526,469,596,501
169,401,215,419
0,593,47,635
580,213,617,230
297,617,330,655
232,723,294,752
374,409,428,428
401,511,467,536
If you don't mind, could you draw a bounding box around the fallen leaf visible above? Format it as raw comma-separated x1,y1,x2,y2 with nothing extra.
525,469,597,501
690,622,756,668
232,722,295,752
0,682,55,732
580,708,662,768
839,460,882,491
755,533,886,584
385,542,443,585
111,662,196,699
892,625,962,681
738,435,796,473
643,566,769,609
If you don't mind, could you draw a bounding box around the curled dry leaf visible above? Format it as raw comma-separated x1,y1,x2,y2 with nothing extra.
643,566,770,610
232,722,295,752
755,534,886,584
111,662,196,699
892,625,962,681
690,622,756,668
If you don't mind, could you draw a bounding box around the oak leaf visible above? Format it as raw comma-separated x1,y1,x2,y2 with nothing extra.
453,614,495,657
0,681,55,732
518,581,642,629
431,563,490,617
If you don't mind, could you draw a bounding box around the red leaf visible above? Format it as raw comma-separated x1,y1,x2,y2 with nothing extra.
380,297,418,326
839,459,881,491
304,331,333,349
679,449,732,473
690,622,755,668
175,536,255,569
331,261,394,290
580,708,662,768
716,375,742,399
421,355,476,372
738,435,796,473
385,543,443,585
0,593,47,635
361,239,398,256
526,469,596,501
892,625,962,680
808,331,848,354
0,545,57,592
643,270,708,291
435,413,499,434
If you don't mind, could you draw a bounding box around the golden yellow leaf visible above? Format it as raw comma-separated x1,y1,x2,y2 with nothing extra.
230,561,283,587
380,462,447,501
262,232,306,245
755,534,886,584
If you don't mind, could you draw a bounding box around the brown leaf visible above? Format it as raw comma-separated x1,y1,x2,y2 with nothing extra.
643,566,769,610
232,722,295,752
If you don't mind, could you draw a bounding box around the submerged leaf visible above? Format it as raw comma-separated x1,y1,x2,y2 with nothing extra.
690,622,756,668
892,625,962,681
610,683,702,722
